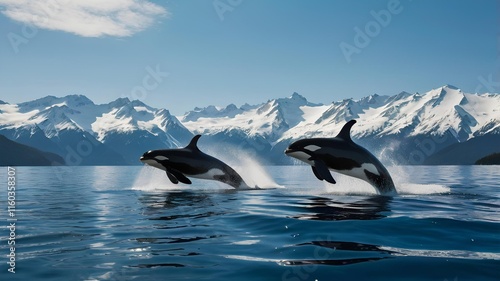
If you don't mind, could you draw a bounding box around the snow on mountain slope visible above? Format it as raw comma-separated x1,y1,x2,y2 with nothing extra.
90,98,191,145
28,105,85,138
183,92,323,141
280,94,390,140
277,85,500,142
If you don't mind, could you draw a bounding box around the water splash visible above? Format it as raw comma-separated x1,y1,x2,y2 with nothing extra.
208,146,284,189
324,174,378,195
390,166,451,195
373,140,451,195
322,166,451,195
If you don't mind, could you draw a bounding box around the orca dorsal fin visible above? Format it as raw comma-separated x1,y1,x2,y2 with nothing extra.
186,135,202,151
335,120,356,142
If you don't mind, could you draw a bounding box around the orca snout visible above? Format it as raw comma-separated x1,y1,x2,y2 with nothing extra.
285,141,304,155
139,150,154,163
139,155,148,164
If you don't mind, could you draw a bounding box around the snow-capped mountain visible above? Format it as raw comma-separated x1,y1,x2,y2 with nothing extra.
1,85,499,165
0,95,192,165
182,92,324,142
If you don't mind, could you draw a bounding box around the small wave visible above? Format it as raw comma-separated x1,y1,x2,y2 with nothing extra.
382,247,500,260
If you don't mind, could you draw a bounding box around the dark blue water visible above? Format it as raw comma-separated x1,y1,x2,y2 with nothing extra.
1,165,499,281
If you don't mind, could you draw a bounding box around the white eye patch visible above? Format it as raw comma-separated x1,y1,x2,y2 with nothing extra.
304,145,321,152
154,155,169,161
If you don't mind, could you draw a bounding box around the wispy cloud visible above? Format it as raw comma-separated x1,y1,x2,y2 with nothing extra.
0,0,168,37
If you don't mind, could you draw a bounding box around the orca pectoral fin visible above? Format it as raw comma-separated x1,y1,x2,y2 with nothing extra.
312,160,336,184
166,171,179,184
167,169,192,185
311,165,323,181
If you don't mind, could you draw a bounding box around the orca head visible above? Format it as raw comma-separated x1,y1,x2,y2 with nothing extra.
285,120,357,164
139,150,170,171
139,135,203,172
285,139,322,165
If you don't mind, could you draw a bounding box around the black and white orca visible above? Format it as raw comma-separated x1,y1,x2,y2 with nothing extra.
285,120,396,194
140,135,252,189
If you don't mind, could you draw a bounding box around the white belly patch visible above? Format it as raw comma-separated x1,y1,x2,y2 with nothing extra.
287,151,314,165
191,168,225,180
337,163,380,181
143,159,166,171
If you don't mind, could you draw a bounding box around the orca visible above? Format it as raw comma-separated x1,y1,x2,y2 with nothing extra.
140,135,252,189
284,120,396,194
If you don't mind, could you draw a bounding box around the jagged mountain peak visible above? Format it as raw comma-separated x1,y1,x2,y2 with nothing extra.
285,92,307,103
155,108,171,116
182,103,244,122
358,93,389,107
274,92,321,107
62,94,95,107
129,99,155,111
18,95,59,111
17,94,95,113
108,97,131,108
386,91,413,104
442,84,460,90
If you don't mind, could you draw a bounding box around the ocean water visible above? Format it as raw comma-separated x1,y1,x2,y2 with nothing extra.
1,165,499,281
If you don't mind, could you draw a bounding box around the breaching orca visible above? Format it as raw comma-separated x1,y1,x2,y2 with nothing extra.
140,135,252,189
285,120,396,194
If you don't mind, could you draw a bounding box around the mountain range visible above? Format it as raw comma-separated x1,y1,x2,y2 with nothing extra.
1,85,499,166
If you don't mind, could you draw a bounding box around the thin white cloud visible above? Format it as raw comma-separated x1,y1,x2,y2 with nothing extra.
0,0,168,37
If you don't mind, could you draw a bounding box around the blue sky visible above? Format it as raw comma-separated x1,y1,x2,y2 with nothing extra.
0,0,498,115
